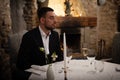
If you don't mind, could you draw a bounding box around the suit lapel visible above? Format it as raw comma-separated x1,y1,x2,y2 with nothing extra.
49,32,55,54
49,34,52,53
33,27,44,47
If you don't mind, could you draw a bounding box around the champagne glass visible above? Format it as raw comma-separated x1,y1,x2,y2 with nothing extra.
87,49,96,65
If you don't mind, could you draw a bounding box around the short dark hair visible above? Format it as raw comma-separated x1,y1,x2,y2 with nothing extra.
37,7,54,19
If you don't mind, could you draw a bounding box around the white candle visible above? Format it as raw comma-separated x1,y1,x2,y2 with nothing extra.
63,32,68,80
63,32,67,70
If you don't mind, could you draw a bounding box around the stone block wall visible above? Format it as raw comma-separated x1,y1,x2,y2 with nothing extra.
23,0,38,30
80,0,97,17
97,0,118,58
0,0,11,80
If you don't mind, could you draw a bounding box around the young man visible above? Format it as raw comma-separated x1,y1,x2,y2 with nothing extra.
16,7,63,79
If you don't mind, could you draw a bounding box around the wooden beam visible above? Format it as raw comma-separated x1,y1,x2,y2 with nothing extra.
56,16,97,28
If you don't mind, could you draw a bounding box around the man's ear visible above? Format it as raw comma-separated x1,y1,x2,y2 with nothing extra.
40,17,45,24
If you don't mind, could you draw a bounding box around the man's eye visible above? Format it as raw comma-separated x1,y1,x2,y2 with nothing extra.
49,16,54,20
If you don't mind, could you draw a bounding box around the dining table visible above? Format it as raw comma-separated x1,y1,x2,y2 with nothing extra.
25,59,120,80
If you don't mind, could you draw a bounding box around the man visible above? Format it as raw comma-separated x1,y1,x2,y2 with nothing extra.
16,7,63,78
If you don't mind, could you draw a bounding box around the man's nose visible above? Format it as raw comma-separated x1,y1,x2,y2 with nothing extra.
54,18,57,25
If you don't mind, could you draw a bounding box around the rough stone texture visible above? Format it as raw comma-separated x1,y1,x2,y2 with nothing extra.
23,0,38,30
0,49,11,80
114,0,120,32
0,0,11,79
0,0,11,46
80,0,97,17
98,0,118,58
10,0,27,33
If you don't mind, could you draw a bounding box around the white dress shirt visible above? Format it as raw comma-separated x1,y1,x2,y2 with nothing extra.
39,26,51,55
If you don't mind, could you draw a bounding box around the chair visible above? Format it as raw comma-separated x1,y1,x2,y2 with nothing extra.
111,32,120,64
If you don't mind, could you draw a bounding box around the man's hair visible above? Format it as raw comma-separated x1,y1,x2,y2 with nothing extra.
37,7,54,19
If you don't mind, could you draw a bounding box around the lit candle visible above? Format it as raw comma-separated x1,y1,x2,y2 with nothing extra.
63,32,67,80
63,32,67,66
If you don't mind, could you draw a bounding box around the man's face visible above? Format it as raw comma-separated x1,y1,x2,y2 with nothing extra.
44,11,57,30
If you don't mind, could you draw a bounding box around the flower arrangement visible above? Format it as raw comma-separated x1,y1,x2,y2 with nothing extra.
39,47,58,63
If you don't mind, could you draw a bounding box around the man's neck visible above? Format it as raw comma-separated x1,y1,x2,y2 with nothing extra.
39,25,50,36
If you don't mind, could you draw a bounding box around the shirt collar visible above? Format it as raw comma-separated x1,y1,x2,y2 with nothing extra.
39,26,51,38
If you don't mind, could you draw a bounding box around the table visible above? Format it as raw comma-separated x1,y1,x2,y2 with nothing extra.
26,59,120,80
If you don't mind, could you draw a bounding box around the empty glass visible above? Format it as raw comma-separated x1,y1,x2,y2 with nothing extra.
86,49,96,74
82,43,89,59
87,49,96,65
94,61,104,73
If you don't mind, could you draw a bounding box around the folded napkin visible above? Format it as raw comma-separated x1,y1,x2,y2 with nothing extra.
31,65,48,72
25,65,48,75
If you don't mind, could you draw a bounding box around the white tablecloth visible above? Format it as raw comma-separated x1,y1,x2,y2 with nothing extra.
26,60,120,80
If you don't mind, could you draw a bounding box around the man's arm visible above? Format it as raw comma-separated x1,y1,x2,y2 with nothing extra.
16,33,33,70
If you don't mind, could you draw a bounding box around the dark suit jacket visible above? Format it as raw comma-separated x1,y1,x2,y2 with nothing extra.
16,27,63,70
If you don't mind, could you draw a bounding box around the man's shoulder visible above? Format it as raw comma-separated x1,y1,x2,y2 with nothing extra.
23,27,39,38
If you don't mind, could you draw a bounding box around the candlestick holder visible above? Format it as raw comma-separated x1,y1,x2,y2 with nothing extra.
64,70,68,80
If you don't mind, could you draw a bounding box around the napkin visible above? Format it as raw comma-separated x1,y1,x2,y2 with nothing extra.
31,65,48,72
25,65,48,75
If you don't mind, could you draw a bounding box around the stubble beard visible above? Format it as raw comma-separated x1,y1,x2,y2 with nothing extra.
45,25,54,31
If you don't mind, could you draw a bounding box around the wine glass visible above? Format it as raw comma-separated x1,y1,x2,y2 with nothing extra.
82,43,89,59
94,60,104,73
82,48,88,58
87,49,96,65
86,49,96,74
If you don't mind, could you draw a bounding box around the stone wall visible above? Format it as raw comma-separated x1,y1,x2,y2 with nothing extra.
77,0,97,55
115,0,120,32
10,0,27,33
80,0,97,17
0,0,11,49
97,0,118,58
0,0,11,80
23,0,38,30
